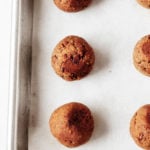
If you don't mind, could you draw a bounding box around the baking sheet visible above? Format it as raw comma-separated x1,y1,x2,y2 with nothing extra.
8,0,33,150
29,0,150,149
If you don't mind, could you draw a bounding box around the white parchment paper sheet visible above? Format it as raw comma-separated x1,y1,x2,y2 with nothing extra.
29,0,150,149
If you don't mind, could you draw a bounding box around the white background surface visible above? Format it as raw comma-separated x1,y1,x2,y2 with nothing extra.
29,0,150,150
0,0,11,150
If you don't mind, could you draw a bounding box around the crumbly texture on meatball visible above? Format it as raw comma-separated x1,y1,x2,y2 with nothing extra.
53,0,92,12
130,104,150,149
137,0,150,8
133,35,150,76
49,102,94,147
51,35,95,81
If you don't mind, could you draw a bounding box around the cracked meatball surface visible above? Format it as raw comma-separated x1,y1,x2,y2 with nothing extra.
51,35,95,81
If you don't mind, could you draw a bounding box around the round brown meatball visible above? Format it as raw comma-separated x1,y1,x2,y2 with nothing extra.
51,35,95,81
53,0,92,12
130,104,150,149
133,35,150,76
137,0,150,8
49,102,94,147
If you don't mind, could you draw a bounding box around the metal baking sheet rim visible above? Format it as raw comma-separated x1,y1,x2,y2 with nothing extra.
8,0,33,150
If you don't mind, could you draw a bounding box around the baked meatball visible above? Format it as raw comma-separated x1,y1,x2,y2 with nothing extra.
130,104,150,149
137,0,150,8
133,35,150,76
53,0,92,12
49,102,94,147
51,35,95,81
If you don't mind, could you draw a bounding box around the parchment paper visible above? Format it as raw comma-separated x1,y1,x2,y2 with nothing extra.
29,0,150,149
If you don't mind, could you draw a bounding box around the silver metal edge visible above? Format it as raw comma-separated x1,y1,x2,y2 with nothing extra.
8,0,33,150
